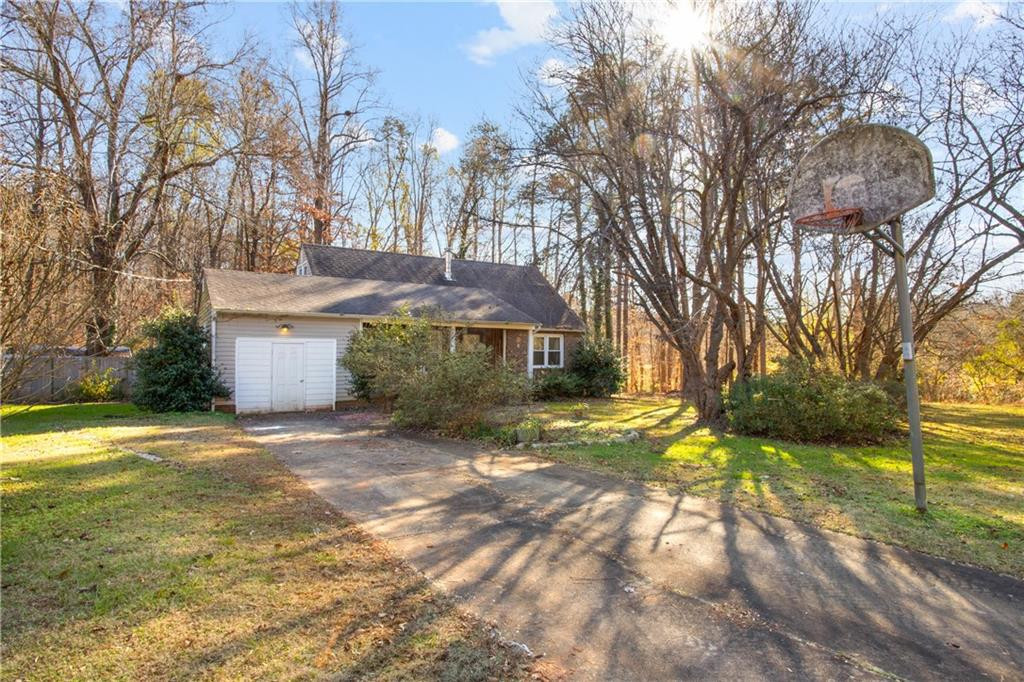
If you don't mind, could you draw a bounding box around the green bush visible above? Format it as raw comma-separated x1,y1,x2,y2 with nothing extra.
131,308,228,412
532,370,584,400
341,311,528,432
393,346,527,432
725,359,900,444
68,367,122,402
569,337,625,397
341,312,441,405
878,379,909,412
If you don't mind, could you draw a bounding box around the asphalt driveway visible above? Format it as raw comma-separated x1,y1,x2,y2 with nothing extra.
243,411,1024,681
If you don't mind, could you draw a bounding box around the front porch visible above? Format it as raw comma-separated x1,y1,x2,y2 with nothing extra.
453,327,529,374
454,326,578,376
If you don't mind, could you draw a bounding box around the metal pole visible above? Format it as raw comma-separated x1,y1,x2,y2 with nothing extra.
890,218,927,512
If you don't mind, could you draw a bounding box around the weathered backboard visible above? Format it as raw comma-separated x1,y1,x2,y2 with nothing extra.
788,124,935,234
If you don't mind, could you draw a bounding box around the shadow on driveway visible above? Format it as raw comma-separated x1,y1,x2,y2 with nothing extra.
243,411,1024,681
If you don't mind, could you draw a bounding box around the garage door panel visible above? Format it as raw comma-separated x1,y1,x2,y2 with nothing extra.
271,343,305,412
235,339,273,413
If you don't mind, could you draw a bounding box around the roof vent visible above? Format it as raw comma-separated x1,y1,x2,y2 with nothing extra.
444,250,454,281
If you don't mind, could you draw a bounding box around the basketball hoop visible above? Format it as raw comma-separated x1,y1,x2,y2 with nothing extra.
793,183,863,231
788,123,935,235
794,207,863,231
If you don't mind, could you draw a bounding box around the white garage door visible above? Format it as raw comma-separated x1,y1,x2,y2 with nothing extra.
234,338,337,414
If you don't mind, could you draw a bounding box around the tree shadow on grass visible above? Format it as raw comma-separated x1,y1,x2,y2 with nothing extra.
923,402,1024,438
606,400,1024,579
0,418,527,680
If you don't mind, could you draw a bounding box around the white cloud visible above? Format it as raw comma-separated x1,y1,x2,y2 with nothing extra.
962,76,1005,114
465,0,557,65
294,47,315,71
293,20,348,71
102,0,129,14
944,0,1003,28
537,57,567,87
428,127,460,155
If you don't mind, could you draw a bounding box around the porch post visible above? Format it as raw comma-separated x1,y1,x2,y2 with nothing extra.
502,329,507,364
527,329,534,378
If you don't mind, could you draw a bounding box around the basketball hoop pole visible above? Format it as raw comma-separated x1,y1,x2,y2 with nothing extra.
890,218,927,512
791,123,934,513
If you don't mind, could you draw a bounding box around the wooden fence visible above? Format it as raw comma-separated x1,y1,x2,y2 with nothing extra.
4,355,134,403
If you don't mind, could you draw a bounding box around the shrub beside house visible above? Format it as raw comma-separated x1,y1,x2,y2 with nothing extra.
532,338,625,399
341,311,528,433
132,308,228,412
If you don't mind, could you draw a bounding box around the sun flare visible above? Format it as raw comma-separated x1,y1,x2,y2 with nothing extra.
656,1,712,53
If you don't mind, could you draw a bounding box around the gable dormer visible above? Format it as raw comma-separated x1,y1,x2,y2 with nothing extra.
296,248,311,276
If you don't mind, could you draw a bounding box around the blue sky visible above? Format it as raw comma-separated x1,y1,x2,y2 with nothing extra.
211,1,559,155
204,0,1005,157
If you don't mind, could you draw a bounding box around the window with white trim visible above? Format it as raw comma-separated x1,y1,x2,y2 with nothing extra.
532,333,563,368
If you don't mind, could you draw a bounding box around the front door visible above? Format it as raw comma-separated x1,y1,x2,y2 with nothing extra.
271,343,305,412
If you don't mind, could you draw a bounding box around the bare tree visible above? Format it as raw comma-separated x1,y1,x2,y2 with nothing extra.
282,0,375,245
145,56,300,315
441,121,516,259
526,1,900,422
767,13,1024,381
2,0,247,353
224,60,300,273
353,115,443,254
0,176,89,398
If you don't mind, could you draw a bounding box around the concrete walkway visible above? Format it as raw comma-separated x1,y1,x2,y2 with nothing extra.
243,411,1024,681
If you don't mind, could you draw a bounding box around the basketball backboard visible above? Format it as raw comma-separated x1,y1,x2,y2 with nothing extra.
788,124,935,234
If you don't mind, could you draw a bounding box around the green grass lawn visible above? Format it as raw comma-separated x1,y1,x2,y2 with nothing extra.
519,397,1024,578
1,403,527,681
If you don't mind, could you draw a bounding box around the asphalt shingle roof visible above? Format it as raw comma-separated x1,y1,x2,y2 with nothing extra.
203,269,539,325
301,244,585,330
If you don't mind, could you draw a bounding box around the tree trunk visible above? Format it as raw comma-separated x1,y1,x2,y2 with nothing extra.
85,266,118,354
603,249,613,342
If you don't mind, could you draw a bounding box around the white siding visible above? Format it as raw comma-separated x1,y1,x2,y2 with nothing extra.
214,313,358,407
295,249,310,275
302,339,336,408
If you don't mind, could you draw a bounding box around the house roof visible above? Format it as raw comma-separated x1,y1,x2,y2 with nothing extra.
301,244,585,331
203,269,539,326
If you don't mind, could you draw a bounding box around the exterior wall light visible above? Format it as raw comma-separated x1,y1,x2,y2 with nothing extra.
276,323,293,333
